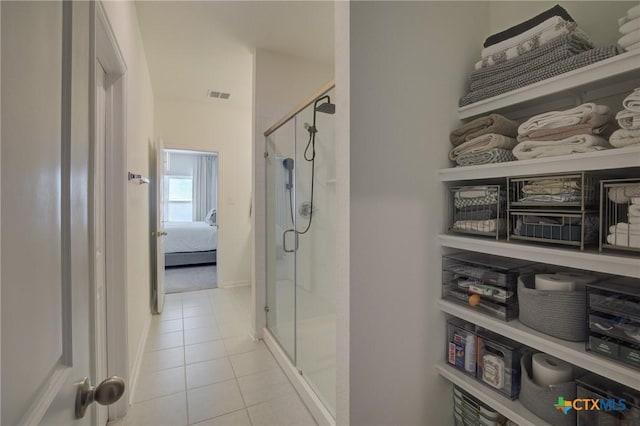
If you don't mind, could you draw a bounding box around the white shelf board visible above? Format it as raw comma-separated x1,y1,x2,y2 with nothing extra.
439,147,640,182
439,234,640,278
439,299,640,392
435,362,551,426
458,49,640,119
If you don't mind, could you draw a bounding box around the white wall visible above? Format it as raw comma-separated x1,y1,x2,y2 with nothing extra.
346,2,488,425
252,49,333,337
102,0,155,387
155,100,252,287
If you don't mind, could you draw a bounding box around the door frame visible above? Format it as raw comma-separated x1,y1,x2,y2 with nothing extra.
92,1,129,420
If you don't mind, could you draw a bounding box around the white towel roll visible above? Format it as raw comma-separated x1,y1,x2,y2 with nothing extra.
620,16,640,34
535,274,576,291
532,353,573,386
554,272,597,289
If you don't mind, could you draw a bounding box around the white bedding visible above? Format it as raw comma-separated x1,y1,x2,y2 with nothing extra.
164,222,217,254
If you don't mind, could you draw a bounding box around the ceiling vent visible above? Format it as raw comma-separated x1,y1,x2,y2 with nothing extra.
207,90,231,100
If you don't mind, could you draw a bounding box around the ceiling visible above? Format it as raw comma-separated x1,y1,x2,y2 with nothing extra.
135,1,335,106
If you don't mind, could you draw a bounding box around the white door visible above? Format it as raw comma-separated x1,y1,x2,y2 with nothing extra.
1,2,121,424
151,141,166,313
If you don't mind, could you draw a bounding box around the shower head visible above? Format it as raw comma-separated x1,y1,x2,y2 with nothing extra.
315,101,335,115
282,157,294,171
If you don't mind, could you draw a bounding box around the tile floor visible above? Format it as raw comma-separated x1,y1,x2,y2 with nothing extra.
110,287,317,426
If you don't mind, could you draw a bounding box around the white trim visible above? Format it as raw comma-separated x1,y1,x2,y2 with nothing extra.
219,280,251,289
263,328,335,426
16,366,71,426
128,314,151,405
94,1,129,420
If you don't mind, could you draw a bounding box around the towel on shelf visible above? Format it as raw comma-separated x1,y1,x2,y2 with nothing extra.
512,134,610,160
624,40,640,51
518,103,610,135
517,114,613,142
609,128,640,148
449,133,518,160
615,109,640,129
609,223,640,234
454,187,501,208
618,4,640,26
460,46,621,106
453,219,504,233
518,193,582,203
483,5,574,48
449,114,519,146
521,179,581,195
608,184,640,203
632,197,640,204
607,232,640,248
456,148,517,167
623,88,640,112
618,29,640,48
470,33,594,91
454,205,499,222
620,16,640,34
630,204,640,217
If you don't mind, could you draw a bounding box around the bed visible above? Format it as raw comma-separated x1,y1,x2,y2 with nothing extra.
163,221,218,266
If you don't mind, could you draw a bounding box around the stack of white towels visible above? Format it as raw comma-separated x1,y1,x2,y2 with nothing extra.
512,103,613,160
610,88,640,148
618,3,640,52
607,184,640,248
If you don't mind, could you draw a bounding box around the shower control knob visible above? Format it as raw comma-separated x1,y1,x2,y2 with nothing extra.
299,201,315,218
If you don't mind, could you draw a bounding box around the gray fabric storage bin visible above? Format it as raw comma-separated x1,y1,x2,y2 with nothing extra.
519,353,577,426
518,275,587,341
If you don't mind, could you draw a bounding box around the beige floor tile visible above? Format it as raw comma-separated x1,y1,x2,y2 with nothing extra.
183,315,218,331
124,392,188,426
247,393,316,426
159,309,183,321
146,331,184,352
217,321,250,339
183,306,214,318
184,326,221,345
237,367,296,407
186,357,235,389
190,409,251,426
185,340,227,365
223,336,265,356
229,348,278,377
152,318,183,334
187,379,245,424
133,366,186,403
141,347,185,373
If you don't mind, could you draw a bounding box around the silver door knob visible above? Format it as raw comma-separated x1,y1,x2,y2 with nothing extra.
75,376,125,419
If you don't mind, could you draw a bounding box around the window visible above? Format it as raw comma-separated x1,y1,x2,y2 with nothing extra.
165,176,193,221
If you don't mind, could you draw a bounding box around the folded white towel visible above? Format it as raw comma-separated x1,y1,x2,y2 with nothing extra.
628,3,640,20
512,135,610,160
453,219,504,233
608,184,640,203
609,223,640,234
615,109,640,129
607,232,640,248
609,128,640,148
623,88,640,113
482,16,572,58
518,103,610,135
619,29,640,48
449,133,518,161
633,197,640,204
624,40,640,51
631,204,640,217
631,216,640,224
620,16,640,34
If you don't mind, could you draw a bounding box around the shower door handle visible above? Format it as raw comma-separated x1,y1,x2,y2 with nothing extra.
283,229,298,253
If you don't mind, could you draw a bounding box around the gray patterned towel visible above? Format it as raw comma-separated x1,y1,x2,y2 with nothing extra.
456,148,517,167
460,46,621,107
470,34,593,91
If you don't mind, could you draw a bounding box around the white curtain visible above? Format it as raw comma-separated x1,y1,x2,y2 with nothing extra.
192,155,217,221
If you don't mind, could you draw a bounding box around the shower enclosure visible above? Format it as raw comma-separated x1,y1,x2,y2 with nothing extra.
264,85,336,417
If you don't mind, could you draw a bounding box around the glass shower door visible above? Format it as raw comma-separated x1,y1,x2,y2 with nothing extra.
265,119,296,361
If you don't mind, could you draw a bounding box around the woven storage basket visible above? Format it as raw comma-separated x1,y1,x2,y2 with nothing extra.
519,353,577,426
518,275,587,341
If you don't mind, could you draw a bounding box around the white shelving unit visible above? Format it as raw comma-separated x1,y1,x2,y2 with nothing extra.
435,362,552,426
438,46,640,426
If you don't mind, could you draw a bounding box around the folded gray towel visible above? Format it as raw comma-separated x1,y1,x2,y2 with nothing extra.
470,33,593,92
460,46,621,107
456,148,516,167
449,114,519,146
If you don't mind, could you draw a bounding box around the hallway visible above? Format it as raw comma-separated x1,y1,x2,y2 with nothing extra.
113,287,316,426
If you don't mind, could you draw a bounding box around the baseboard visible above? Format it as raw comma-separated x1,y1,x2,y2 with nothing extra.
218,280,250,289
263,328,335,426
128,314,152,405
